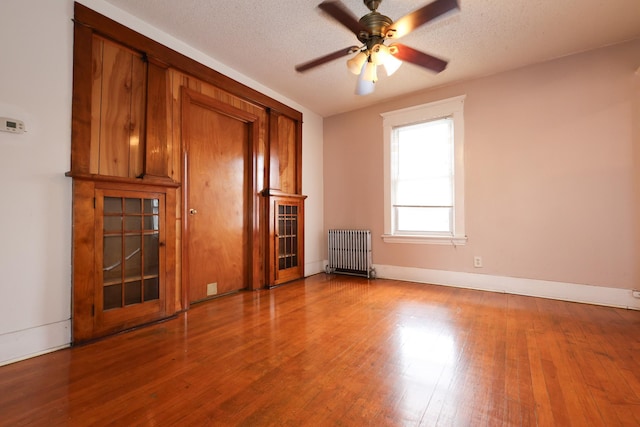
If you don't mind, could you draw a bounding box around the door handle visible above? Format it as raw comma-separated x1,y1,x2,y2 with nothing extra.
189,208,197,215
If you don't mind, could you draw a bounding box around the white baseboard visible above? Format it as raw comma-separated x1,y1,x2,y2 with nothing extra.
0,320,71,366
372,264,640,310
305,259,326,277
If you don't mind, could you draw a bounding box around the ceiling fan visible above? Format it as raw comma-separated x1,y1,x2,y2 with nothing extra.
295,0,459,95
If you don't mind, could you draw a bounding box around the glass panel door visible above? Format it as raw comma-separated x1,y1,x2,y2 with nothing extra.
94,188,165,334
277,202,298,271
103,196,160,310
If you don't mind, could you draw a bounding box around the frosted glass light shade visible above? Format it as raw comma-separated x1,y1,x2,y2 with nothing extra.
355,77,375,95
347,51,368,75
355,60,375,95
362,61,377,82
383,54,402,76
370,44,390,65
372,44,402,76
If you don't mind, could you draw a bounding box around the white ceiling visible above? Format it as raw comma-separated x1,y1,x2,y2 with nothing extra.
102,0,640,117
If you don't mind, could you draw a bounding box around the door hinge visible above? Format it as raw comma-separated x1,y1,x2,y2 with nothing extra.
91,304,95,316
93,197,96,209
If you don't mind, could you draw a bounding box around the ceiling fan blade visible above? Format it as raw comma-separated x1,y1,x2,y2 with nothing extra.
318,0,367,37
295,47,358,72
392,43,448,73
387,0,459,39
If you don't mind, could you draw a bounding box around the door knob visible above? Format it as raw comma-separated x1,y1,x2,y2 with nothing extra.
189,208,197,215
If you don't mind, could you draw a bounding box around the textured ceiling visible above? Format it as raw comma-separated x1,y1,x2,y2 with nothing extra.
102,0,640,117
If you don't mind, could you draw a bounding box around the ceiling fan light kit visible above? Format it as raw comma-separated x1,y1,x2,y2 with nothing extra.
295,0,459,95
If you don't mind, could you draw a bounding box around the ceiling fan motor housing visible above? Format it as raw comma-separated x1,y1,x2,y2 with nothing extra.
358,11,393,44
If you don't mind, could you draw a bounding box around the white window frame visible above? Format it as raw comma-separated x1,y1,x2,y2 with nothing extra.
382,95,467,245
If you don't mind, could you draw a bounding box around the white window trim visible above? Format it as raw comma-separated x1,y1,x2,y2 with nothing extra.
381,95,467,245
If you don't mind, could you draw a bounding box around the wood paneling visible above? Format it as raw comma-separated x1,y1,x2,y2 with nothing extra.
69,4,303,342
71,180,97,341
145,59,170,178
2,275,639,425
269,113,299,194
70,21,94,175
73,3,302,123
90,36,146,178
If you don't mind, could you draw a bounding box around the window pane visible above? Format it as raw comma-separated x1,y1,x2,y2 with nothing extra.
396,177,453,205
103,215,122,233
124,198,141,214
144,234,159,276
397,120,452,177
124,215,142,231
396,206,452,233
393,117,454,233
144,278,159,301
103,284,122,310
124,280,142,306
124,235,142,278
104,197,122,214
103,236,122,282
143,215,159,231
143,198,159,214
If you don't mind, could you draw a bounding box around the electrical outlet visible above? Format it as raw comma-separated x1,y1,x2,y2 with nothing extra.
632,290,640,299
473,256,483,268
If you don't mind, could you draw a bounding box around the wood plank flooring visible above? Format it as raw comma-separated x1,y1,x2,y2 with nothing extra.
1,274,639,426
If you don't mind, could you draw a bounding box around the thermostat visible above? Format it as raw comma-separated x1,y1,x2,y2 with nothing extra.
1,117,26,134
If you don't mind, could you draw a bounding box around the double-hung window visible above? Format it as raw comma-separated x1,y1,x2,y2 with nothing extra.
382,95,466,245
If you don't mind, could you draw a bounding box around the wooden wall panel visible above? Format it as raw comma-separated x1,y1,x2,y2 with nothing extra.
99,40,134,176
71,180,97,342
277,115,297,194
128,52,145,178
90,37,146,178
89,37,103,174
145,60,170,178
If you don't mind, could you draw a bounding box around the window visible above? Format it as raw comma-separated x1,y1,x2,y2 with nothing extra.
382,95,466,245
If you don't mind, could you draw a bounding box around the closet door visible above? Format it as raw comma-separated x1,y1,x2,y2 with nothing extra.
182,89,260,302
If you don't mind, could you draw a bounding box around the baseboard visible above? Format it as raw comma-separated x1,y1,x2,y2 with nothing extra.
0,320,71,366
373,264,640,310
305,259,326,277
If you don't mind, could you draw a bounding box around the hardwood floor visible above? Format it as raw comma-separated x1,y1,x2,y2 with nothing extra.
1,274,639,426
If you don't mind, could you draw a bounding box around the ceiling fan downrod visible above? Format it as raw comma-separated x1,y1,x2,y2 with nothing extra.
364,0,382,12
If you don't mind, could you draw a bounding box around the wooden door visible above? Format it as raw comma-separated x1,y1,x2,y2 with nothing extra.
182,89,258,302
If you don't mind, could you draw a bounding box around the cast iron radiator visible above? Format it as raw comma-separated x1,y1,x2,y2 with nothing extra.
326,229,375,278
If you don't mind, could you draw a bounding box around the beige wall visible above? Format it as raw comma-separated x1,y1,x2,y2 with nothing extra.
324,39,640,290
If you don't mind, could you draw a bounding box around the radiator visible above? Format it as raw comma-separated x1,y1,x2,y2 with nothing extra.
326,229,375,279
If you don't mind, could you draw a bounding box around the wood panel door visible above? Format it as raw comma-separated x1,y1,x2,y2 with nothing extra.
182,89,259,303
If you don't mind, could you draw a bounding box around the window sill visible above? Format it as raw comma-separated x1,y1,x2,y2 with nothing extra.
382,234,467,246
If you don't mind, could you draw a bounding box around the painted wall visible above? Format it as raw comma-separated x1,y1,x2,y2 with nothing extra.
0,0,325,365
324,39,640,307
